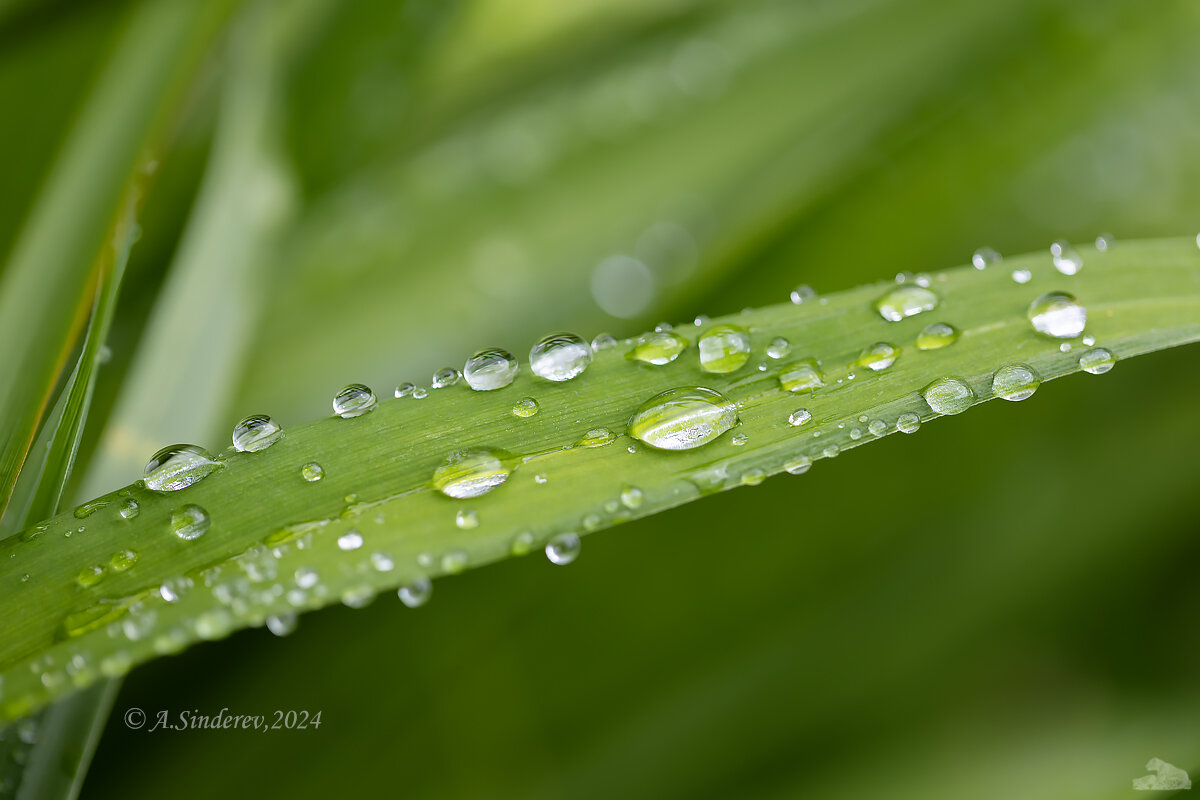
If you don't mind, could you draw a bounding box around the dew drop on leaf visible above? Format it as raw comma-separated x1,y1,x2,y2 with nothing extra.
144,444,221,492
337,530,364,550
432,448,513,498
697,324,751,373
873,286,938,322
170,504,210,541
529,333,593,381
511,396,539,418
627,386,738,451
545,532,581,565
857,342,898,371
1079,347,1116,375
896,413,921,433
778,359,825,393
431,367,460,388
916,322,960,350
463,348,519,390
1027,292,1086,338
766,337,791,359
398,578,432,608
787,408,812,427
991,364,1041,401
332,384,377,418
300,462,325,482
232,414,283,452
922,377,975,415
629,330,689,365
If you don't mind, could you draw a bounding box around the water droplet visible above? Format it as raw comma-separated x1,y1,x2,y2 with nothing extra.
697,325,751,373
432,368,461,389
868,419,887,436
741,468,765,486
972,247,1000,269
463,348,519,390
1050,240,1082,275
576,428,615,448
511,531,535,555
627,386,738,451
1082,335,1096,346
337,530,364,550
455,509,479,530
398,578,432,608
109,549,138,572
300,462,324,482
545,532,581,565
789,285,816,304
779,359,825,393
394,382,415,398
620,485,643,509
144,444,221,492
730,432,748,446
1079,347,1116,375
74,498,109,518
266,614,297,637
766,337,791,359
1028,292,1086,338
857,342,898,372
232,414,283,452
991,364,1041,401
784,455,811,474
294,567,319,589
591,334,618,352
896,413,921,433
432,448,513,498
159,576,191,603
194,609,233,640
334,383,378,417
922,377,975,415
628,330,689,365
441,550,468,574
1095,233,1114,252
916,323,960,350
342,585,376,608
530,333,593,381
170,504,210,541
822,444,840,459
787,409,812,427
511,396,539,418
533,472,548,485
77,565,105,588
412,387,428,399
874,286,938,322
370,552,395,572
1011,269,1032,284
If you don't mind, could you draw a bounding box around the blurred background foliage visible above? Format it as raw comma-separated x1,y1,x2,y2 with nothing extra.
2,0,1199,796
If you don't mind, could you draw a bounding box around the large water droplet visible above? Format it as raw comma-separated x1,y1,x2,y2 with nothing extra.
922,378,975,415
332,384,377,418
874,286,938,322
991,364,1041,401
1079,347,1116,375
629,331,689,365
530,333,593,381
916,322,960,350
545,532,581,565
144,444,221,492
857,342,898,372
432,448,513,498
170,504,210,541
1027,292,1086,338
779,359,825,393
463,348,519,391
627,387,737,451
697,325,751,373
232,415,283,452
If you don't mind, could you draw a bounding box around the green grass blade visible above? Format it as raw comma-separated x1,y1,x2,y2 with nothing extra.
0,238,1197,723
0,0,240,517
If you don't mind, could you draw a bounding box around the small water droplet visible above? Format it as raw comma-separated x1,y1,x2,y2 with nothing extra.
765,337,791,359
916,322,960,350
232,414,283,452
822,444,840,458
576,428,616,448
620,485,643,509
441,550,468,574
1011,268,1032,284
511,396,539,418
627,386,738,451
332,384,378,418
432,367,462,389
337,530,364,550
530,333,593,381
697,325,751,373
1079,347,1116,375
972,247,1000,269
294,566,319,589
868,419,887,436
874,286,938,322
1050,240,1082,275
545,532,581,565
1095,233,1114,252
266,614,297,637
629,330,689,365
159,576,192,603
788,409,812,427
991,364,1041,401
432,448,513,498
533,473,548,485
731,432,749,446
109,549,138,572
591,333,618,351
1059,342,1072,353
412,387,429,399
1028,292,1086,338
741,468,765,486
455,509,479,529
779,359,825,393
398,578,432,608
693,315,710,326
789,285,816,304
170,504,210,541
784,455,811,474
300,462,325,482
144,444,221,492
857,342,898,372
394,382,415,398
77,565,105,588
922,377,975,415
896,413,921,433
511,531,536,555
463,348,519,391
